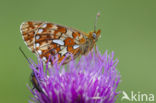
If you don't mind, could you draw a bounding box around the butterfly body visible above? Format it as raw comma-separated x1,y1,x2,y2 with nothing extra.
20,21,101,65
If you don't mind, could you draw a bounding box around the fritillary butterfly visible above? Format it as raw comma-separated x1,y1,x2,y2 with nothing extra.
20,13,101,65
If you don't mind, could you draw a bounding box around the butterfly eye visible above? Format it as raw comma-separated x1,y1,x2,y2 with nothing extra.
92,33,96,39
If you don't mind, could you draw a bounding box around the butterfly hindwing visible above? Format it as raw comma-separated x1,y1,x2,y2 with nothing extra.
20,21,87,64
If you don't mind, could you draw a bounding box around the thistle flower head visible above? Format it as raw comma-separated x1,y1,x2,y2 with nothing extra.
29,49,120,103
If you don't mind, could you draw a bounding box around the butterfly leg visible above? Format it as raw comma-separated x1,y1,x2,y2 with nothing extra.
94,44,104,62
94,44,97,54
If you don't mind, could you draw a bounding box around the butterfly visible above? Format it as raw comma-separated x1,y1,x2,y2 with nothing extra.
20,13,101,65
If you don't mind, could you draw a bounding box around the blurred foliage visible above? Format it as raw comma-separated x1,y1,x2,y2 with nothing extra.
0,0,155,103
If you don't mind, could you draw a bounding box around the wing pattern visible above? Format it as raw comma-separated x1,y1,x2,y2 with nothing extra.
20,21,87,64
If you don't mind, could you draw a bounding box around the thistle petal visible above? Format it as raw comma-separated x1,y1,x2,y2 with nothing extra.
29,48,120,103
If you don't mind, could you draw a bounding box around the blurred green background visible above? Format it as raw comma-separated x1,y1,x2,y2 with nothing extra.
0,0,155,103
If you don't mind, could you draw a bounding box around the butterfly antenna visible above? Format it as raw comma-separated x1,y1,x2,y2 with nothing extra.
19,46,31,65
94,12,100,32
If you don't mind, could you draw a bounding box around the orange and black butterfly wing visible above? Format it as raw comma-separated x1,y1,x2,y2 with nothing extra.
20,21,87,65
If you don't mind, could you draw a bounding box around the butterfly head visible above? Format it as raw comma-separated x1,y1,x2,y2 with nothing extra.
88,29,101,42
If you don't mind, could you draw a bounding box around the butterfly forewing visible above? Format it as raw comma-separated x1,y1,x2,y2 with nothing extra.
20,21,87,64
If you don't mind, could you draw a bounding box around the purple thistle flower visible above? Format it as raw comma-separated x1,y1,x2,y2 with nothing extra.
28,49,120,103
